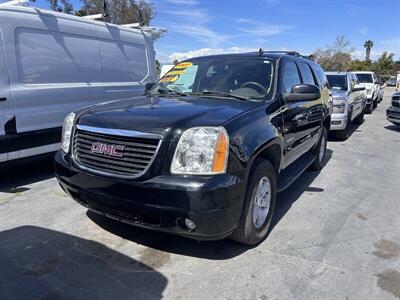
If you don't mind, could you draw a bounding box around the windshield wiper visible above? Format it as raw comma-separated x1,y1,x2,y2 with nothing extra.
191,91,250,101
147,87,188,97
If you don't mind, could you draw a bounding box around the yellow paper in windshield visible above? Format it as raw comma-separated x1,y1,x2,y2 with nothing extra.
160,76,178,83
167,70,186,76
174,62,193,69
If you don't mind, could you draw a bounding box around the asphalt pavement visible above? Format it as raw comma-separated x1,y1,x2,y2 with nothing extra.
0,87,399,300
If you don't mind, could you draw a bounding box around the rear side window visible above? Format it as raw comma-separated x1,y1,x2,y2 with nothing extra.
298,62,316,85
281,61,301,93
100,41,148,83
16,28,101,84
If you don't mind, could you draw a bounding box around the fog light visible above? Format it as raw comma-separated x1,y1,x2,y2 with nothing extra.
185,218,196,230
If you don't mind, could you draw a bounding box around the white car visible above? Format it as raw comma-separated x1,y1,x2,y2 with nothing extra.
326,72,366,140
0,6,156,163
354,71,379,113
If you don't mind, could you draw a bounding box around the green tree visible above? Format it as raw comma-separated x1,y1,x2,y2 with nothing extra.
79,0,156,26
374,52,396,77
47,0,73,14
363,40,374,61
313,35,354,71
348,59,373,72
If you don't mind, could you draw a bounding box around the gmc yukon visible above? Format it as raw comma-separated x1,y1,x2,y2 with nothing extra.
55,51,331,245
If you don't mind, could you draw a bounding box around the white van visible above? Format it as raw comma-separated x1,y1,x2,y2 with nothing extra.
0,6,156,163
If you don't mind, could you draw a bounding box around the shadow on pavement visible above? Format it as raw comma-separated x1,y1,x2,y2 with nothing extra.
87,211,252,260
0,156,55,194
0,226,167,300
384,125,400,132
271,148,333,230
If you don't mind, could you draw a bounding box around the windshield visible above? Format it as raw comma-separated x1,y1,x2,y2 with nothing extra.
326,75,348,91
152,57,276,100
356,73,373,83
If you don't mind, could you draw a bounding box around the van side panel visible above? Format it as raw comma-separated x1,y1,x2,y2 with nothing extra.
0,28,13,162
96,24,155,100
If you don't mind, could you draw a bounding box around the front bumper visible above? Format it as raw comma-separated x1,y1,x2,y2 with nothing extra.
54,151,245,241
330,113,348,130
387,106,400,125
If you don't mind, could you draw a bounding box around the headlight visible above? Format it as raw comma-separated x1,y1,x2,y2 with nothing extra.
332,98,346,114
171,127,229,175
61,112,76,153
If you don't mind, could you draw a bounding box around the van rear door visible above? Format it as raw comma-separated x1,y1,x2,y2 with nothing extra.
0,29,13,162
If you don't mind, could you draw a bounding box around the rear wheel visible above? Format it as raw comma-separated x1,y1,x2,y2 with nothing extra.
231,160,276,245
310,127,328,171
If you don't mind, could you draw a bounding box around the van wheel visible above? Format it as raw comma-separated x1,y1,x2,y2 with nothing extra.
310,127,327,171
230,160,276,245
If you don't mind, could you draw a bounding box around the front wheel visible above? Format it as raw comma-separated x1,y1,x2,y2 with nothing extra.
230,160,276,245
365,102,373,114
310,127,327,171
354,109,365,125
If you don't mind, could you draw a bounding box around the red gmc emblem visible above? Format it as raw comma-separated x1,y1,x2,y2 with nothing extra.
91,142,125,158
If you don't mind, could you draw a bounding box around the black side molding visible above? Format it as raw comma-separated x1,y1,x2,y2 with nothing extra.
0,97,6,102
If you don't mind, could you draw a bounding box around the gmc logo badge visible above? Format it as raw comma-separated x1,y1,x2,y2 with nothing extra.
91,142,125,158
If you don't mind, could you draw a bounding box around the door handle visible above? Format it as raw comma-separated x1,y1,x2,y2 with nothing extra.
0,97,6,102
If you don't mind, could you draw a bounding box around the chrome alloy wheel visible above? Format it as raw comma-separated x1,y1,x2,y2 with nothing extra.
252,176,272,229
319,134,326,163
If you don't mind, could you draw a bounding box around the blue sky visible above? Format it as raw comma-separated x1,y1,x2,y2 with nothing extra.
6,0,400,63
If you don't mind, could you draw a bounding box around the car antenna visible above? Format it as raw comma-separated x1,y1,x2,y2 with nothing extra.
258,48,264,56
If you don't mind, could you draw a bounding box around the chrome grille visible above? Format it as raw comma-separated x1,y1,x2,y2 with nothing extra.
72,126,161,178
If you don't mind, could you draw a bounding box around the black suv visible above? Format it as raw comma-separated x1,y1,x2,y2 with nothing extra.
55,51,331,245
387,92,400,126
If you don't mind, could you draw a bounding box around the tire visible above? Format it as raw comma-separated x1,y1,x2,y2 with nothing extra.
310,127,328,171
365,102,373,114
231,160,276,245
354,109,365,125
373,99,378,109
332,112,351,140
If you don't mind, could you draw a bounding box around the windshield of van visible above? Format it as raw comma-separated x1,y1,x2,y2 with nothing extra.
326,75,348,91
152,57,276,100
356,73,373,83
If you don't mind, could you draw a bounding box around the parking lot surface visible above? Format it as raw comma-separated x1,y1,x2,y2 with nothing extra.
0,87,399,300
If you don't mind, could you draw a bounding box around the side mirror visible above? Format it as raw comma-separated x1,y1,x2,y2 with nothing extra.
144,82,155,93
352,84,365,92
283,84,321,102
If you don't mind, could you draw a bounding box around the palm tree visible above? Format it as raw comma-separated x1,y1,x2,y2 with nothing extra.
364,40,374,61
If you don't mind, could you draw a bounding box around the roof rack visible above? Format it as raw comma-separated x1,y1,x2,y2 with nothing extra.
259,50,313,60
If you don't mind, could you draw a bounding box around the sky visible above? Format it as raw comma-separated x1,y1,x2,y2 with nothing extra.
4,0,400,63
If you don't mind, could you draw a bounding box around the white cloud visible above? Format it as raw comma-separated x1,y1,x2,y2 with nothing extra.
163,0,199,4
358,27,368,36
237,18,293,38
162,9,230,47
165,47,257,63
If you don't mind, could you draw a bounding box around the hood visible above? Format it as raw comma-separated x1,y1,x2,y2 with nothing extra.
77,96,261,139
331,90,348,98
359,82,375,90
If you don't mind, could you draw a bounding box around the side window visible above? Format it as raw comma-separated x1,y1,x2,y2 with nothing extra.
298,62,316,85
311,64,329,89
100,40,148,83
15,28,101,84
281,61,301,93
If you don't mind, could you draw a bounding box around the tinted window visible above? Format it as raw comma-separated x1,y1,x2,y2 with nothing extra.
356,73,373,83
311,64,329,89
299,62,316,85
100,41,148,83
326,75,348,91
282,61,301,93
16,28,101,84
